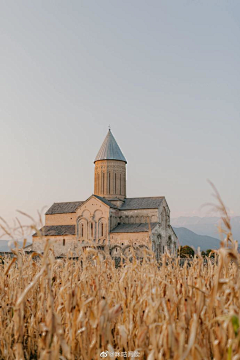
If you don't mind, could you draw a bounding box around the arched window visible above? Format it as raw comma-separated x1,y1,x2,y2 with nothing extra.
151,215,157,222
108,173,111,194
167,236,172,251
81,223,84,238
91,223,94,238
157,234,162,259
97,173,100,194
101,223,104,237
63,239,65,246
102,173,105,194
114,173,116,194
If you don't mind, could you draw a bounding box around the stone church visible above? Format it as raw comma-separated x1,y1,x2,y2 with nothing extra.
33,129,177,259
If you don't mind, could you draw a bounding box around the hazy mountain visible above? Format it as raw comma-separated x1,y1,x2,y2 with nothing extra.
0,240,31,252
172,216,240,241
173,227,220,251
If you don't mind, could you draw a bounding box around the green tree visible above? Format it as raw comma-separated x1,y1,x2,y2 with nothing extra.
178,245,195,258
205,249,215,258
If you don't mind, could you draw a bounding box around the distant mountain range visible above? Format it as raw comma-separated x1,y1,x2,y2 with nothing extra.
173,227,220,251
172,216,240,241
0,240,31,252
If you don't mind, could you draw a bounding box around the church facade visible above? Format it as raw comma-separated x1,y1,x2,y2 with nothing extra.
33,129,177,259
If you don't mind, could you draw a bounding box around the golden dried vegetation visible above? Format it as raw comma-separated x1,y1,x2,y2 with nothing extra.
0,188,240,360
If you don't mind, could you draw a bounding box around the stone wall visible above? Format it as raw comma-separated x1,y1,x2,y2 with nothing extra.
110,232,150,246
45,213,76,226
32,235,80,257
109,244,149,259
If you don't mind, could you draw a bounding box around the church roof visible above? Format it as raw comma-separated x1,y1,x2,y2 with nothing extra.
46,201,83,215
33,225,75,237
111,222,158,233
120,197,164,210
93,195,118,209
94,129,127,163
45,196,164,215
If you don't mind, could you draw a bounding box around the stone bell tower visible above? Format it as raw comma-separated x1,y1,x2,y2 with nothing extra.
94,129,127,200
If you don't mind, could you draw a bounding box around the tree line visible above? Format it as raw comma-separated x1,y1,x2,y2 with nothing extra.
178,245,215,258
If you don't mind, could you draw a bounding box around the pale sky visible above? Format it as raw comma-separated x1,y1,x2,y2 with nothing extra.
1,0,240,229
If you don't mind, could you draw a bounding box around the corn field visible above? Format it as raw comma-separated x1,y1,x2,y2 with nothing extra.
1,188,240,360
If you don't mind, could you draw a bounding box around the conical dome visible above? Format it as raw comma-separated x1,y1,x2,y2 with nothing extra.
94,130,127,163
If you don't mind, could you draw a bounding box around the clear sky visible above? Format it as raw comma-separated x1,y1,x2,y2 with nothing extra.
1,0,240,228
